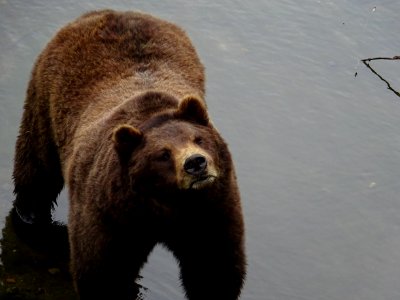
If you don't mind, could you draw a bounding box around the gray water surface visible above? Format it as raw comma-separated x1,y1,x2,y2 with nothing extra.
1,1,400,299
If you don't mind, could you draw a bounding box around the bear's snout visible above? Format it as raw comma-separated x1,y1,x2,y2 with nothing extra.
184,154,207,175
176,147,217,190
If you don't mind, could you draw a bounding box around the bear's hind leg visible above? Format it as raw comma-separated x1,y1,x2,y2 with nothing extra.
13,133,63,224
12,85,64,224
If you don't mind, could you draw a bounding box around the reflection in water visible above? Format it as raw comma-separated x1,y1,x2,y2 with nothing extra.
0,208,145,299
361,56,400,98
0,208,74,299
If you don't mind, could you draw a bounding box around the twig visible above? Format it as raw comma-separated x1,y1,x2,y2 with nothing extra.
361,56,400,63
361,56,400,98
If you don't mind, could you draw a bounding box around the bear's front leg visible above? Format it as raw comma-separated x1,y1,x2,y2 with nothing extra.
165,203,246,300
69,216,156,299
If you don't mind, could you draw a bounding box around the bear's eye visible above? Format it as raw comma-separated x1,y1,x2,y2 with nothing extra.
194,136,203,145
157,150,171,162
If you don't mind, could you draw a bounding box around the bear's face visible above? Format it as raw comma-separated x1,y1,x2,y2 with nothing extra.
134,121,219,190
113,97,227,192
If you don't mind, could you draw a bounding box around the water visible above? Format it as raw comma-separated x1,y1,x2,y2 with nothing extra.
1,1,400,299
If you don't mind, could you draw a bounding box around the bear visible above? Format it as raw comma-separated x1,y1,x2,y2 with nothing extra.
12,9,246,300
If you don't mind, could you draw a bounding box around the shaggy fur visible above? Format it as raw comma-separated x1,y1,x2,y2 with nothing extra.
13,10,246,299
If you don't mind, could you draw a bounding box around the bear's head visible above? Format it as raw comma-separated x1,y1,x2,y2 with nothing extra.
112,95,231,193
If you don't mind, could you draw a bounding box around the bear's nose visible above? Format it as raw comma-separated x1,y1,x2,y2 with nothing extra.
184,154,207,175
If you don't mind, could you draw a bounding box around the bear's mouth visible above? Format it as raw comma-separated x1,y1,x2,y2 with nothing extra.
189,175,216,190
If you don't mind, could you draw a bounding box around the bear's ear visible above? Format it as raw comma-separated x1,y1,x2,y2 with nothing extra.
112,125,143,157
176,96,209,126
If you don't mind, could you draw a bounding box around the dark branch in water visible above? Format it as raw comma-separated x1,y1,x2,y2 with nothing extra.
361,56,400,62
361,56,400,98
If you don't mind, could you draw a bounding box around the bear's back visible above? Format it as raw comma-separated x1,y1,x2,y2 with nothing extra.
31,10,205,158
39,10,205,107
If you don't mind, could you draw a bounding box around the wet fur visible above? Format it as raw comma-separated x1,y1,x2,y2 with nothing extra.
13,10,246,300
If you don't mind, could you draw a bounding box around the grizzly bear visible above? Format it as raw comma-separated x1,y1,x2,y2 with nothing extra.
12,9,246,300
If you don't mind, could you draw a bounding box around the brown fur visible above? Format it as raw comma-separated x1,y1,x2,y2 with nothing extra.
13,10,246,299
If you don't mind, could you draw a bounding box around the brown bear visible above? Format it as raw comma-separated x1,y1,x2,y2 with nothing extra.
12,9,246,300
